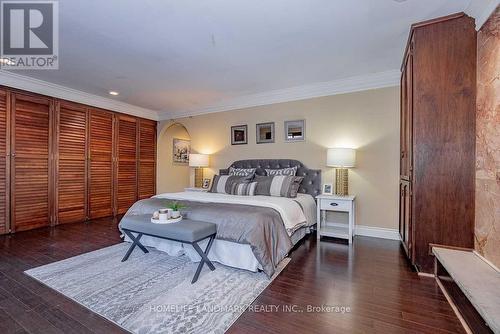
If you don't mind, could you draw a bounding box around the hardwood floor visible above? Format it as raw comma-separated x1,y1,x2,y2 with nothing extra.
0,218,465,334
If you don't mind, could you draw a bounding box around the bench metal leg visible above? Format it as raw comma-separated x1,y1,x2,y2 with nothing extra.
122,230,149,262
191,235,216,284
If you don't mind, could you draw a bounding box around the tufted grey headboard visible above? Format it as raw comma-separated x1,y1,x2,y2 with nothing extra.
220,159,321,197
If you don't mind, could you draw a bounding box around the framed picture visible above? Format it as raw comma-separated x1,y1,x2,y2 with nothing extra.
173,138,190,163
231,125,248,145
284,119,305,142
256,122,275,144
202,178,211,189
323,183,333,195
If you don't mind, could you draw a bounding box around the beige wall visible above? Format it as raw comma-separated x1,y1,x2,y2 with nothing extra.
157,86,400,230
475,7,500,269
157,123,191,193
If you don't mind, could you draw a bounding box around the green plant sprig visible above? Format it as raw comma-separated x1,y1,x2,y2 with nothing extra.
166,201,187,211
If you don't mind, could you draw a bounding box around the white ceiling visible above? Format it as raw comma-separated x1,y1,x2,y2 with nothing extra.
1,0,489,119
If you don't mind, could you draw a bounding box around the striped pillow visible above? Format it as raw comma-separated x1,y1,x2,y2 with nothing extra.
209,175,251,194
229,167,256,177
265,166,298,176
230,182,257,196
254,175,304,198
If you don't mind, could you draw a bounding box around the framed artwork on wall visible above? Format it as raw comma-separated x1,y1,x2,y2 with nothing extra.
284,119,305,142
256,122,275,144
231,125,248,145
173,138,190,163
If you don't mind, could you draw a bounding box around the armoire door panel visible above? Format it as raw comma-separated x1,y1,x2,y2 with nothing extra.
138,119,156,199
400,51,413,181
399,13,476,273
116,116,137,214
56,102,87,224
400,69,407,178
11,94,52,232
0,90,8,234
404,52,413,179
89,110,114,219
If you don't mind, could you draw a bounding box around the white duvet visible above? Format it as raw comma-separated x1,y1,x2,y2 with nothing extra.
154,191,315,235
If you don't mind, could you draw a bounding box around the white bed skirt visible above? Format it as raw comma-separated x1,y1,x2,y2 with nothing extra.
124,226,310,273
125,234,262,272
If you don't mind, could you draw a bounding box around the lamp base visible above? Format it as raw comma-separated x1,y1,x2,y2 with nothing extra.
194,168,204,188
335,168,349,196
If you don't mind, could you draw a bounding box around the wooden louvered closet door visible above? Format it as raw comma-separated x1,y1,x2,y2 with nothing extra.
116,115,138,214
138,119,156,199
56,101,88,224
11,93,53,232
89,109,114,219
0,90,8,234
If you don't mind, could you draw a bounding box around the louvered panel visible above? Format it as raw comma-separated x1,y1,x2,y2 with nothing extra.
14,158,49,230
118,117,137,160
58,159,85,223
12,94,51,232
15,102,49,158
89,110,113,219
57,102,87,224
138,120,156,199
117,160,136,213
59,104,86,157
90,111,113,160
138,160,155,199
0,90,7,234
90,160,113,218
139,120,156,161
116,116,137,214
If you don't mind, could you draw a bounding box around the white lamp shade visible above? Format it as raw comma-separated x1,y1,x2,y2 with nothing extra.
189,154,209,167
327,148,356,168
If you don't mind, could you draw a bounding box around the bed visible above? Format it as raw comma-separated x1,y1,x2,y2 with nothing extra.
122,159,321,277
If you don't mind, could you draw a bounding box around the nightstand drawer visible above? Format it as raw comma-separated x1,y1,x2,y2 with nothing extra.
320,199,351,212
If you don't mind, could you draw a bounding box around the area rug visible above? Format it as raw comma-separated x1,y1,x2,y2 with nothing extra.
25,243,289,334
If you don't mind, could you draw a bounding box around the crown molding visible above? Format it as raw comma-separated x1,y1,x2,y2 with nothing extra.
466,0,499,30
0,70,159,120
159,69,400,120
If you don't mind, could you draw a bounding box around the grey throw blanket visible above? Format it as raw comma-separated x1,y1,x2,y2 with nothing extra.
122,198,293,277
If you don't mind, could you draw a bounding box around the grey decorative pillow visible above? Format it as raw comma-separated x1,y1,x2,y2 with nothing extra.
265,166,298,176
210,175,251,194
230,182,257,196
254,175,304,198
229,167,256,177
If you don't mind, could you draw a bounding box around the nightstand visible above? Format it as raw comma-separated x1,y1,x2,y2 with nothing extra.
184,187,209,192
316,194,356,243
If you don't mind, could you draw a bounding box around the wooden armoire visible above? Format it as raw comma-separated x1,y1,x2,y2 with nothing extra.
399,13,476,273
0,86,157,234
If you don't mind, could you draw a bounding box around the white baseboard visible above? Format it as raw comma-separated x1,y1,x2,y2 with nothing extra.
354,225,401,241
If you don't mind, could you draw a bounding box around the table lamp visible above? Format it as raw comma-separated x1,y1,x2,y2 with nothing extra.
327,148,356,196
189,154,209,188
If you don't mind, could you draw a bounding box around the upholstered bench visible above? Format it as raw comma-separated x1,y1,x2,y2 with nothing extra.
433,247,500,334
119,214,217,283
